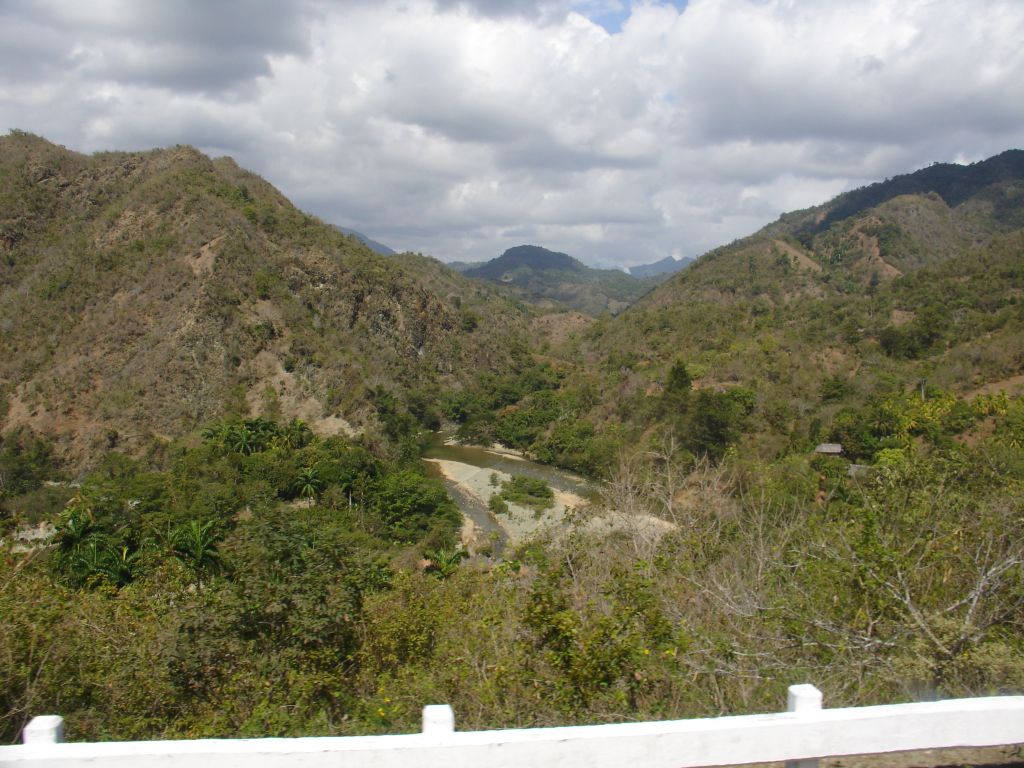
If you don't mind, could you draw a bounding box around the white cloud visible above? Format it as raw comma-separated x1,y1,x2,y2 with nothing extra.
1,0,1023,266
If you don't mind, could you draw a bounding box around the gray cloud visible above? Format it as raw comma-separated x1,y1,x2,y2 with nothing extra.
433,0,570,22
1,0,1023,267
2,0,315,93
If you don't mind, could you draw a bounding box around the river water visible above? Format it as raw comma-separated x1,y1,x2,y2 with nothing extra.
421,434,596,553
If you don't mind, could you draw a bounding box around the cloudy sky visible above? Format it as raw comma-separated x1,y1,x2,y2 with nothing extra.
2,0,1023,267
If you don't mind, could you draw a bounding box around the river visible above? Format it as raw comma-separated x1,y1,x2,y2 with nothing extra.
421,434,596,555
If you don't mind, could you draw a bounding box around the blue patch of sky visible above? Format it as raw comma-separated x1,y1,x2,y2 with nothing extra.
578,0,688,34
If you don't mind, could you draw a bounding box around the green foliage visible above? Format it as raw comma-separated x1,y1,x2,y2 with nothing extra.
522,565,677,715
878,307,947,359
828,389,997,462
295,465,324,500
423,546,467,579
0,429,56,500
369,470,460,545
530,419,620,476
5,137,1024,743
659,360,692,417
168,519,223,578
819,375,853,402
497,475,555,512
488,493,509,515
678,388,755,461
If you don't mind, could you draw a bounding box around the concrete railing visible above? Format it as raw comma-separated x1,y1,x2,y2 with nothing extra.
2,685,1024,768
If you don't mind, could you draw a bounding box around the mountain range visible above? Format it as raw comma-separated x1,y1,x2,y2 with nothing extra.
4,132,1024,741
2,131,1023,471
334,226,396,256
627,255,692,279
571,149,1024,456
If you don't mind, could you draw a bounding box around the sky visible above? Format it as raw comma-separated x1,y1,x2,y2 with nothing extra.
2,0,1023,268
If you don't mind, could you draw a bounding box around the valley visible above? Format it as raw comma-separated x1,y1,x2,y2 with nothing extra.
2,134,1024,745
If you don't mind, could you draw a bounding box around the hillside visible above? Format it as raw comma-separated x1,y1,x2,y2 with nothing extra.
0,132,529,467
813,149,1024,233
4,138,1024,746
560,149,1024,460
437,150,1024,472
464,244,655,315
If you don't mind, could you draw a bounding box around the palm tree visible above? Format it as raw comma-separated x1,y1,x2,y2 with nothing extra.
201,421,236,449
169,519,222,579
295,466,324,501
227,424,256,455
243,417,278,452
99,545,140,587
424,546,467,579
282,419,312,449
72,539,109,585
55,491,95,552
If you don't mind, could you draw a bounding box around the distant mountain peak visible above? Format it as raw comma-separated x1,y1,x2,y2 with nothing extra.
629,255,693,279
334,226,396,256
469,245,585,278
463,244,649,316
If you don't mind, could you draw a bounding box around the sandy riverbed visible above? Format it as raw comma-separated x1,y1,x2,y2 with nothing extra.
424,457,587,550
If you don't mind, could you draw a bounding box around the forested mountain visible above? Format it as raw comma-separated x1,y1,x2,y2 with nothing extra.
812,149,1024,232
0,132,529,466
564,150,1024,456
438,151,1024,472
3,138,1024,747
464,244,655,315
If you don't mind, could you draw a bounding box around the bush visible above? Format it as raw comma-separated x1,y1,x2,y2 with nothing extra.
488,493,510,515
498,475,555,512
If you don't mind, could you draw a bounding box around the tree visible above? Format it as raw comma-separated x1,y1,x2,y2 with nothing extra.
168,519,222,579
659,360,692,419
424,546,467,579
684,389,752,461
275,419,312,450
295,466,324,501
370,470,460,544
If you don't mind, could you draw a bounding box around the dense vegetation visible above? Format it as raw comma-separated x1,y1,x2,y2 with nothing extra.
1,418,462,740
3,135,1024,745
5,396,1023,742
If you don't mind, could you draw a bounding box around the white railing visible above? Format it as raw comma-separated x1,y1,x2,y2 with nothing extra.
2,685,1023,768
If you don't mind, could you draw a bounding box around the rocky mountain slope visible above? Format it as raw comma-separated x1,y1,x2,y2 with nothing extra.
0,132,528,466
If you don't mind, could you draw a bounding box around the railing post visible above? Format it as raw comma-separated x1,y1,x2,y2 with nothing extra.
23,715,64,745
786,684,822,768
422,704,455,735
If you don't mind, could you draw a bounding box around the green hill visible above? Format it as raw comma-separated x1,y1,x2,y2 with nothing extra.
566,149,1024,460
0,131,529,467
464,244,654,316
814,149,1024,232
